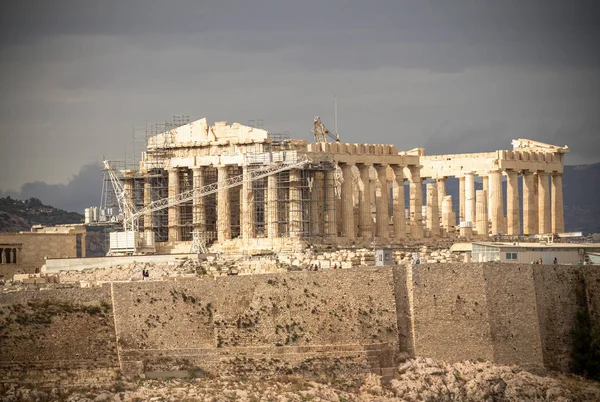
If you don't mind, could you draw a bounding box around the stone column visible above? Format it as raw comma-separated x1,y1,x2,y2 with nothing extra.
217,166,231,242
441,195,454,230
340,164,355,239
192,167,204,232
392,165,406,239
0,248,4,264
310,172,323,236
289,168,302,237
324,169,337,236
436,177,446,215
408,165,423,239
482,175,489,196
358,164,373,238
551,172,564,233
241,166,255,239
533,172,539,232
459,176,465,224
375,164,389,239
522,171,536,235
267,174,279,238
506,170,520,235
426,182,440,237
143,178,153,233
465,171,475,225
490,169,505,234
538,171,551,234
167,167,180,241
476,189,488,236
482,174,491,222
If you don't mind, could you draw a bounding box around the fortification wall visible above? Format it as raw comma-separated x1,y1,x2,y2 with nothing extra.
1,263,600,387
0,286,118,386
112,267,400,376
532,265,583,372
410,263,495,363
483,263,543,368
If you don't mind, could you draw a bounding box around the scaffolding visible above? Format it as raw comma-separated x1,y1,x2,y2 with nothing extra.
103,116,340,255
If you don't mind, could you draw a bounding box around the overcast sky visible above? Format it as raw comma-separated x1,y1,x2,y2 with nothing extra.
1,0,599,197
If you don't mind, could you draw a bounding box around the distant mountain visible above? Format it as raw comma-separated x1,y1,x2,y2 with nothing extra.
563,163,600,234
0,197,84,232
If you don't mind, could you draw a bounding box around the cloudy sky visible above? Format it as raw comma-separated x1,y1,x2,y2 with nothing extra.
0,0,599,209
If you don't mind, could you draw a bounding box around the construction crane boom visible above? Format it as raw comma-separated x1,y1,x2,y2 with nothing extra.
103,160,135,223
123,155,312,232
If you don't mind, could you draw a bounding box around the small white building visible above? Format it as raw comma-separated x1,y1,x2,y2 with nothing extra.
471,242,600,264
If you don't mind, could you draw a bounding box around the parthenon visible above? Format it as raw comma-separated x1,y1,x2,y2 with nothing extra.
112,118,568,253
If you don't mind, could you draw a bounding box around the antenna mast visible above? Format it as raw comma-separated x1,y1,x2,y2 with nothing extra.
334,94,340,142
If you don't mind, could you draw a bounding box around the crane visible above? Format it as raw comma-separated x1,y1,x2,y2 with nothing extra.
103,160,136,224
312,117,340,143
107,154,313,255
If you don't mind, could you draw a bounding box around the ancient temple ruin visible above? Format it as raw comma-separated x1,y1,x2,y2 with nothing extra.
104,118,568,254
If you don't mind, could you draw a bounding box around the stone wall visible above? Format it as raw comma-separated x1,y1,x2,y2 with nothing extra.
483,263,543,368
532,265,583,372
112,268,400,376
410,263,495,363
2,263,600,387
0,286,119,386
0,232,80,278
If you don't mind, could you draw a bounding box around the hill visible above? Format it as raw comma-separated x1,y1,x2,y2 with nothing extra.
0,196,83,232
563,163,600,234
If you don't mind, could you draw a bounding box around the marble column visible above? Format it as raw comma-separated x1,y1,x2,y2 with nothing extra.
538,171,551,234
358,164,373,238
392,165,406,239
551,172,564,233
506,170,520,235
408,165,423,239
217,166,231,242
532,172,539,232
375,164,389,238
192,167,204,233
324,169,337,236
167,168,180,241
441,195,454,230
465,171,475,225
340,164,355,239
459,176,465,224
289,168,302,237
522,171,536,235
482,174,491,222
143,178,153,233
241,166,255,239
436,177,446,216
267,174,279,238
476,189,488,236
310,172,323,236
490,169,505,234
426,182,440,237
122,173,135,223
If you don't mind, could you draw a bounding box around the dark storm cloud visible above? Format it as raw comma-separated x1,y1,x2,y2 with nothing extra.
0,0,599,209
0,164,103,213
2,0,599,70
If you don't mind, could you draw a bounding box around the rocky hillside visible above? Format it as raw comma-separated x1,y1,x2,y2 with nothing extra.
2,357,599,401
0,197,83,232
